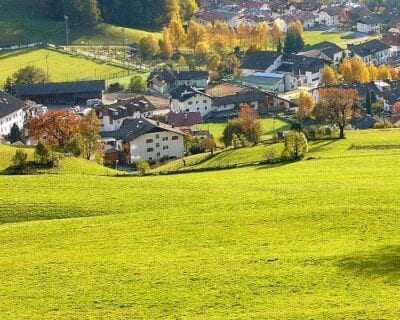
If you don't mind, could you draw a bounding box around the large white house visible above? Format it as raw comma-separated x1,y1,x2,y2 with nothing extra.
347,39,391,65
0,91,26,138
170,85,213,117
101,117,186,163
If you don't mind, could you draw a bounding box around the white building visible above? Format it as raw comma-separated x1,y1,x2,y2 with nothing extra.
347,39,391,66
0,91,26,139
101,118,186,163
318,7,342,26
170,85,213,117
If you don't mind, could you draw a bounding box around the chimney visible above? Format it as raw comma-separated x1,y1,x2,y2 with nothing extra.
184,113,188,120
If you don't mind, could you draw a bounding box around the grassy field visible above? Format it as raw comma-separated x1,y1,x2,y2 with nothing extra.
0,129,400,318
0,48,149,85
0,0,161,47
201,117,291,142
303,30,379,48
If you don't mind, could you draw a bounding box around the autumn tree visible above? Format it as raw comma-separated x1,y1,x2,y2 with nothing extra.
221,119,244,146
139,36,159,59
368,64,378,80
238,104,262,145
27,110,81,148
316,88,359,139
208,21,237,53
159,28,174,58
129,76,147,93
271,20,283,50
165,0,180,22
186,21,208,50
296,91,315,120
167,16,186,48
180,0,199,21
76,110,103,161
350,57,369,83
194,41,210,66
377,65,391,80
392,102,400,114
321,66,337,85
250,22,270,50
238,23,253,49
340,58,353,83
207,53,221,71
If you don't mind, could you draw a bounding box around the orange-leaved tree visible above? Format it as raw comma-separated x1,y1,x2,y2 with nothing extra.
238,104,262,145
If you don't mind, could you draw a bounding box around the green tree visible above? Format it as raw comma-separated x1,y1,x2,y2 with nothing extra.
12,150,28,170
3,76,16,95
34,142,51,164
365,90,372,115
180,0,199,21
6,123,22,143
13,66,49,85
222,119,244,146
139,36,160,60
282,130,308,160
283,21,305,54
129,76,147,93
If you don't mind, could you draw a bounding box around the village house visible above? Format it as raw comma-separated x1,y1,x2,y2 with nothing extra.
318,6,343,27
170,85,213,117
382,28,400,57
0,91,26,139
97,95,170,132
347,39,391,65
148,69,209,95
166,111,203,130
241,51,325,90
298,41,345,65
101,117,186,163
356,15,383,34
15,80,105,107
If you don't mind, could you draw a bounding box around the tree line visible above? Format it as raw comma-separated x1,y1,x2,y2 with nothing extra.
38,0,199,28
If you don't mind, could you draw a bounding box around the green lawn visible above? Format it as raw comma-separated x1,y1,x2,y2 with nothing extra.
0,48,148,85
0,0,161,47
0,129,400,318
303,30,379,48
201,117,291,142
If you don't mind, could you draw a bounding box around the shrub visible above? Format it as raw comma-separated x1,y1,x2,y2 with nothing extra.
137,160,150,174
12,150,28,170
189,142,206,155
34,143,50,164
374,120,393,129
108,82,125,93
282,130,308,160
265,148,277,161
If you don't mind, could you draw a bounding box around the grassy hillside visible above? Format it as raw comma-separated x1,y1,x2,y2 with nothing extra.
303,30,378,48
0,0,161,47
0,129,400,318
0,144,115,176
0,48,150,85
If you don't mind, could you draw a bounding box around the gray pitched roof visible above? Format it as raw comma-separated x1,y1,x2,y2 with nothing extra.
348,39,391,58
101,117,185,142
300,41,343,60
0,91,26,119
170,85,210,102
241,51,281,70
16,80,105,96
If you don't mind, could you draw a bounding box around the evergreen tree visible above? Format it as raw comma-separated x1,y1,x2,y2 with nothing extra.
365,90,372,115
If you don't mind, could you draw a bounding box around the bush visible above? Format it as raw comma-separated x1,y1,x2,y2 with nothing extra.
374,120,393,129
108,82,125,93
282,130,308,160
12,150,28,169
34,143,50,164
137,160,150,174
189,142,206,155
265,148,277,161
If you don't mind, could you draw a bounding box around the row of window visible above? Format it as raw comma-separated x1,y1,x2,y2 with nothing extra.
147,145,169,152
146,136,179,144
188,100,208,105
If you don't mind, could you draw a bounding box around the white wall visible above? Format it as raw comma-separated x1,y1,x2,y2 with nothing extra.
170,94,212,117
129,131,185,162
0,108,25,137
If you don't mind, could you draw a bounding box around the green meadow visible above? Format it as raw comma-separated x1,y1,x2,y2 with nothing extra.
0,129,399,318
303,31,378,48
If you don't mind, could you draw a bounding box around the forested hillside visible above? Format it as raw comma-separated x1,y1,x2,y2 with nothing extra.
38,0,198,28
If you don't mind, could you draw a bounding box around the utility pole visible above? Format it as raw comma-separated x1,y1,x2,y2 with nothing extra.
121,27,126,72
45,53,49,81
64,15,69,46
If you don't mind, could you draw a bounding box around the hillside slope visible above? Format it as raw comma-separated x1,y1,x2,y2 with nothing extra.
0,130,399,318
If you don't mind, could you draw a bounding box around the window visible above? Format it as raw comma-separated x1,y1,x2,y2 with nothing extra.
163,137,169,141
163,146,169,150
172,136,179,140
203,100,207,103
156,152,161,157
155,134,159,139
146,139,153,143
156,143,160,147
147,148,154,152
196,101,199,104
197,107,200,111
188,101,193,105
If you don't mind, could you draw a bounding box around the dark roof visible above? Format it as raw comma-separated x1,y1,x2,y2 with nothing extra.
0,91,26,119
101,117,185,141
174,70,209,81
167,112,203,127
301,41,343,60
148,69,209,85
318,82,382,99
322,6,343,16
170,85,210,102
212,89,267,106
16,80,106,96
348,39,391,58
279,53,325,74
241,51,281,70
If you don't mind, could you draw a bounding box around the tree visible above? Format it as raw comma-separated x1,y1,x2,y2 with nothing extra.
271,20,283,50
139,36,159,60
282,130,308,160
186,21,208,50
321,66,337,85
201,136,216,155
76,110,103,161
167,16,186,48
238,23,253,49
159,28,174,59
207,53,221,71
64,0,100,24
368,64,378,80
6,123,22,143
222,119,244,146
27,110,81,148
365,90,372,115
283,21,304,53
180,0,199,21
392,102,400,114
340,58,353,83
136,160,150,174
165,0,180,22
108,82,125,93
34,142,51,164
194,41,210,66
238,104,262,145
316,88,359,139
12,150,28,170
13,66,49,85
129,76,147,93
3,76,16,95
177,55,187,66
372,99,384,115
377,65,391,80
296,91,315,120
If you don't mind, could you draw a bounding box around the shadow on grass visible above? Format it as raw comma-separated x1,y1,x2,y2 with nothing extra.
337,246,400,279
308,139,339,153
255,161,295,170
